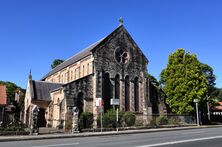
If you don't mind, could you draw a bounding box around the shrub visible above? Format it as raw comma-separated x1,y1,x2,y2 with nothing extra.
103,109,116,128
156,116,169,125
0,122,25,132
97,109,124,128
168,117,180,125
123,112,136,127
79,112,93,130
148,119,157,127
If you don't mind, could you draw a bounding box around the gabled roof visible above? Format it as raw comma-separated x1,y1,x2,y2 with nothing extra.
41,25,123,80
211,101,222,111
0,85,7,105
31,80,63,101
41,36,106,80
41,24,148,80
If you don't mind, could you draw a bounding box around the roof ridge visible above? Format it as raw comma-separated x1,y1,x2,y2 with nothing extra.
34,80,63,85
41,25,124,80
65,36,106,62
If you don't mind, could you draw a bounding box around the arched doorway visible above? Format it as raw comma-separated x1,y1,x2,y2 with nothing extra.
102,72,112,112
125,76,130,111
37,108,46,127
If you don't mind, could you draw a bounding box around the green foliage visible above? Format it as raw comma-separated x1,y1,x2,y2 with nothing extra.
97,109,124,128
123,112,136,126
51,59,64,69
218,89,222,101
104,110,116,128
200,63,216,87
0,81,22,104
168,117,180,125
200,63,218,101
155,116,180,126
208,97,220,107
147,73,160,86
97,110,137,128
0,122,25,132
79,112,93,130
156,116,169,125
160,49,208,114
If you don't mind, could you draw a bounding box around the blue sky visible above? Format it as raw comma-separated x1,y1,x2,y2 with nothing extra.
0,0,222,89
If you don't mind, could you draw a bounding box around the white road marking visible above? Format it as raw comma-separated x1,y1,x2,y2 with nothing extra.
136,135,222,147
31,143,79,147
181,131,205,135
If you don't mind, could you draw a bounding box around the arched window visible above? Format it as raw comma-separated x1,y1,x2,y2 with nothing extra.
61,75,63,83
83,65,85,76
70,71,73,81
77,92,84,116
125,76,130,111
115,74,120,99
57,98,60,105
102,72,112,112
134,77,139,112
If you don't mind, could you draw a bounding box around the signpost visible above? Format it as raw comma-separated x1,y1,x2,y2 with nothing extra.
96,98,103,133
110,98,120,132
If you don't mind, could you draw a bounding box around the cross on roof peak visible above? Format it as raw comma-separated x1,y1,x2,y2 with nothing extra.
119,17,123,26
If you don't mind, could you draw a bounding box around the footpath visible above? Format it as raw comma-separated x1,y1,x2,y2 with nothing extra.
0,125,222,142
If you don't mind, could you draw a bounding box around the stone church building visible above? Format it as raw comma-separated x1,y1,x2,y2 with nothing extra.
23,23,167,129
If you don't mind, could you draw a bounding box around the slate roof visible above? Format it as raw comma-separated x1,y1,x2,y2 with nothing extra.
41,37,106,80
41,24,148,80
32,80,63,101
41,25,125,80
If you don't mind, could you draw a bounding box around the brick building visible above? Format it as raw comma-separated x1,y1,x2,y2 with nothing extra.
0,85,7,122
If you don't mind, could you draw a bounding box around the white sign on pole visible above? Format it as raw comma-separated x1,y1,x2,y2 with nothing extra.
110,98,120,105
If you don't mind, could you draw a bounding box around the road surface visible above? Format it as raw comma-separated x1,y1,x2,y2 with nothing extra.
1,127,222,147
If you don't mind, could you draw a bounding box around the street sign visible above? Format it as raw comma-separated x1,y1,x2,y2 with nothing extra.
110,98,120,105
96,98,103,107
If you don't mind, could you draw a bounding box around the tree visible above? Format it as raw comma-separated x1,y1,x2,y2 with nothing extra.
51,59,64,69
218,89,222,101
160,49,208,114
0,81,21,104
200,63,217,98
200,63,216,87
147,73,160,86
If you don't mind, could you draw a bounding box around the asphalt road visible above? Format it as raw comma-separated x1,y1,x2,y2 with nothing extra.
1,127,222,147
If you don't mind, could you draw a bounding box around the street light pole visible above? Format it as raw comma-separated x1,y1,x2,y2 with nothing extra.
194,99,200,127
195,102,200,127
207,96,211,121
